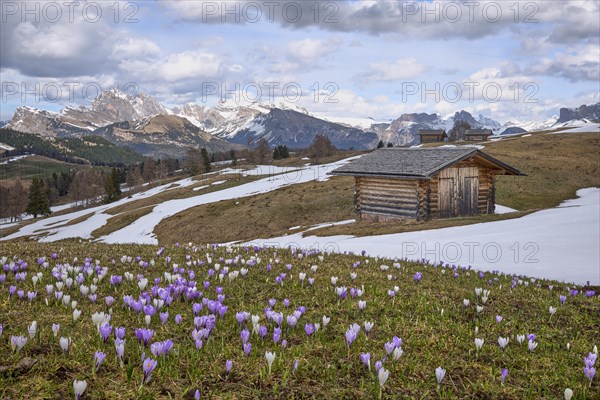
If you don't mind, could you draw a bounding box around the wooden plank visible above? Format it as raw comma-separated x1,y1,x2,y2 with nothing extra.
359,194,419,205
361,206,418,217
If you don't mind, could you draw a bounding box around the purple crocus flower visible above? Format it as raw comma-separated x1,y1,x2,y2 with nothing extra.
135,328,154,346
94,351,106,371
585,352,597,367
259,325,268,339
268,299,277,308
413,272,423,282
193,303,203,315
384,341,395,355
283,298,290,307
142,357,158,384
496,315,503,323
240,329,250,343
115,326,126,340
243,342,252,356
273,327,282,344
104,296,114,307
345,328,357,348
218,304,228,318
584,366,596,382
374,360,383,372
143,305,156,317
294,359,299,372
360,352,371,369
526,333,536,342
235,312,245,326
225,359,233,374
560,295,567,304
304,323,315,337
392,336,402,348
27,291,37,302
308,277,315,285
287,315,297,328
501,368,508,385
99,324,112,344
159,312,169,325
150,342,163,358
175,314,182,325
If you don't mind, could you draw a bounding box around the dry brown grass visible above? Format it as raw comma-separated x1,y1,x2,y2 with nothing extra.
483,131,599,210
153,176,355,244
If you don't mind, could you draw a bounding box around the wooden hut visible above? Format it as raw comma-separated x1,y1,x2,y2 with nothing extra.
418,129,447,143
330,147,524,221
464,129,493,141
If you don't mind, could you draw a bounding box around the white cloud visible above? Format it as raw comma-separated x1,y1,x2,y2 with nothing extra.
355,58,424,84
287,37,342,63
527,45,600,82
111,38,161,60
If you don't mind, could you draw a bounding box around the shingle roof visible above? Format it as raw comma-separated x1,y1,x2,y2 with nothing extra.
465,129,493,135
419,129,447,136
330,147,524,179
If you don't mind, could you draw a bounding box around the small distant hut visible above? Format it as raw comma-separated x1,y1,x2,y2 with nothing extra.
330,147,524,221
464,129,493,141
418,129,447,143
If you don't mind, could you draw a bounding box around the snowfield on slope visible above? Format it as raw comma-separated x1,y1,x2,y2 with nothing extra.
244,188,600,285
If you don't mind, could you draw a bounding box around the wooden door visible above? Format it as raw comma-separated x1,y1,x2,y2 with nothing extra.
438,166,479,218
459,176,479,216
438,177,455,218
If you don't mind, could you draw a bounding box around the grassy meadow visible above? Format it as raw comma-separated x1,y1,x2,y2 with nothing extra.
2,131,597,244
0,242,598,399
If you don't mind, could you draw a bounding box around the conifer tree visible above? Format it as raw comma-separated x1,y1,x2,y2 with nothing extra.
26,177,51,218
104,167,122,203
201,147,211,173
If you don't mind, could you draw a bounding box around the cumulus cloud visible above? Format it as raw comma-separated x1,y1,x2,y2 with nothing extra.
2,18,116,77
526,45,600,82
160,1,538,39
354,58,424,85
111,38,161,60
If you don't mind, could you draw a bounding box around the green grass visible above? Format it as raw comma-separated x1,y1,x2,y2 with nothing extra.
0,242,598,399
0,155,89,181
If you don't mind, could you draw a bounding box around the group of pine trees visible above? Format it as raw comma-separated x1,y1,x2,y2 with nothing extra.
272,145,290,160
377,140,394,148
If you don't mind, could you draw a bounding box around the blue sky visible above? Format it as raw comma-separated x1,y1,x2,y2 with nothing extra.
1,0,598,123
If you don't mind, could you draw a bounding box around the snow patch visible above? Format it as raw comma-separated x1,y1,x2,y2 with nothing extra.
244,188,600,285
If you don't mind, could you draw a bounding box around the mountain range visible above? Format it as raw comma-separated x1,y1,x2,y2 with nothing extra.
4,89,599,158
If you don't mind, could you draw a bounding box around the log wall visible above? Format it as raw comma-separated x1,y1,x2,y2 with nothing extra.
354,176,419,220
